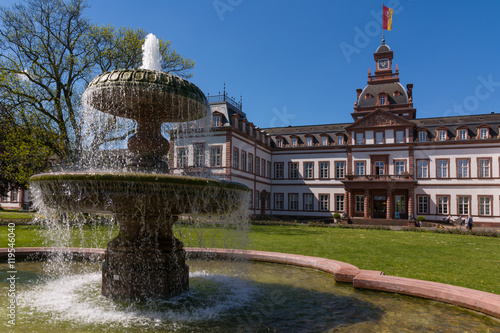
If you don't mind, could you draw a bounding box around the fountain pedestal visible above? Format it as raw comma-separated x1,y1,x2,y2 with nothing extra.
101,214,189,300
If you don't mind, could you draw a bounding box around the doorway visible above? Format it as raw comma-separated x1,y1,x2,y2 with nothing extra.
373,196,387,218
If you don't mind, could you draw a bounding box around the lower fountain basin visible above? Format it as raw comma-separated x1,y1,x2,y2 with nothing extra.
5,257,500,332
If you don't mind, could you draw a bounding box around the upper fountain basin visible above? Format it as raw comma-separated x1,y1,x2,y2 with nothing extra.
85,69,209,122
30,172,249,216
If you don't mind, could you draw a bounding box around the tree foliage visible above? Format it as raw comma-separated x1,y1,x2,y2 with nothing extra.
0,0,195,168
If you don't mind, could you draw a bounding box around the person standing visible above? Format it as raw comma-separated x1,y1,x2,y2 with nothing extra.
467,215,473,230
456,216,463,230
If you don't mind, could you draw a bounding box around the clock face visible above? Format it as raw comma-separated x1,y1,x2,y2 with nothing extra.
378,59,389,69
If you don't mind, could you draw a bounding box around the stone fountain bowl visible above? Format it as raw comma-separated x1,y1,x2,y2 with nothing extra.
30,172,249,216
84,69,209,122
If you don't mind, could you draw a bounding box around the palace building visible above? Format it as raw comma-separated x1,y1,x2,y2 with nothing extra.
171,42,500,228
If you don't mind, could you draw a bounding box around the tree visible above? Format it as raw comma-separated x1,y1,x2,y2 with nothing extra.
0,0,195,165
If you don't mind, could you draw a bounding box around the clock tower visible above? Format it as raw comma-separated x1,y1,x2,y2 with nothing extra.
352,41,416,120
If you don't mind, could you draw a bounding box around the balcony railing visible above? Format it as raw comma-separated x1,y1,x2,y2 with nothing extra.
207,93,242,111
345,174,413,181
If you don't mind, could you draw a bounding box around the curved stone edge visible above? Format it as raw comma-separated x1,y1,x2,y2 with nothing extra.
2,247,500,319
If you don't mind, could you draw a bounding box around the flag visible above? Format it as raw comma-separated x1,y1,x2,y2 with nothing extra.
383,5,393,31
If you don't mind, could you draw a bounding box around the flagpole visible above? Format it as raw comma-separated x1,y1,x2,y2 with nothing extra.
382,3,385,44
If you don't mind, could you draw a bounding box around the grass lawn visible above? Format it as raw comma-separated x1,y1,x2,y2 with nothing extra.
0,210,34,220
1,224,499,294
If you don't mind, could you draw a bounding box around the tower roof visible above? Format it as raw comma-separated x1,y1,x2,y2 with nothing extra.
376,43,391,53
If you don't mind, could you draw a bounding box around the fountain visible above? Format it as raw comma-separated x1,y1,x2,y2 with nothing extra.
29,33,249,301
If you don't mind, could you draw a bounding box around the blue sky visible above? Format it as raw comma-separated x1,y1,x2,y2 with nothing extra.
6,0,500,128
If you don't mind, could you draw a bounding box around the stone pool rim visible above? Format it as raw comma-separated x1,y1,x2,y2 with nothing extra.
2,247,499,320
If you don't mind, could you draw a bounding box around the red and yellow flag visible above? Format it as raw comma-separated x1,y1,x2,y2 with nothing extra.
383,5,393,31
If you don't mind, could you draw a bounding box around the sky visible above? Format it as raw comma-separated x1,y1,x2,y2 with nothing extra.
4,0,500,129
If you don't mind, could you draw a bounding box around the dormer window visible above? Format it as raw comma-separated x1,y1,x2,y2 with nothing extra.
393,90,402,97
213,115,220,127
479,127,489,139
365,93,374,99
458,129,467,140
291,137,297,147
438,130,447,141
336,135,344,145
321,136,328,146
276,138,283,148
306,137,312,147
435,126,449,141
379,95,386,105
419,131,427,142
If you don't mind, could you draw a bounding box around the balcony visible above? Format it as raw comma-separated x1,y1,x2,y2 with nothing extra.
345,174,413,181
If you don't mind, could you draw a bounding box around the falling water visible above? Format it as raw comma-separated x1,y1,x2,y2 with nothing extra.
140,33,163,71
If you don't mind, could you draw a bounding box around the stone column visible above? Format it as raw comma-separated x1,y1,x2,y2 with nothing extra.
408,187,414,218
364,188,370,219
348,190,354,219
386,188,393,219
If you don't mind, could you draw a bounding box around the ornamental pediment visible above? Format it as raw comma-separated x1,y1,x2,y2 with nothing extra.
346,109,415,130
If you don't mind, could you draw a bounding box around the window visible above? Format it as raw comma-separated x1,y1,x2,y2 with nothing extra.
335,161,345,178
255,157,260,175
1,193,8,202
319,162,329,179
319,194,329,211
436,159,448,178
458,129,467,140
395,160,406,175
274,162,284,179
457,196,470,215
379,95,386,105
321,136,328,146
254,190,260,209
479,127,489,139
213,115,220,127
304,162,314,179
194,144,204,167
355,132,364,145
210,146,221,167
457,159,469,178
355,195,364,212
335,194,345,212
289,162,298,179
304,194,313,211
289,193,298,211
241,152,246,171
291,137,297,147
395,195,405,214
248,153,253,173
249,190,253,209
418,196,429,214
261,159,266,176
267,161,271,178
478,158,490,178
417,160,428,178
355,161,365,175
306,137,313,147
418,131,427,142
437,196,449,215
375,132,384,144
10,189,19,202
274,193,283,210
177,148,187,168
395,131,404,143
336,136,344,145
276,138,283,148
438,130,447,141
374,161,384,175
233,148,239,169
479,196,491,216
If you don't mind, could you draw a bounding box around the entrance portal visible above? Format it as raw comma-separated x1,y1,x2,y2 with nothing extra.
373,196,387,218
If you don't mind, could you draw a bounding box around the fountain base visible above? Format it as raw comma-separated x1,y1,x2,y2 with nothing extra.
102,247,189,301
